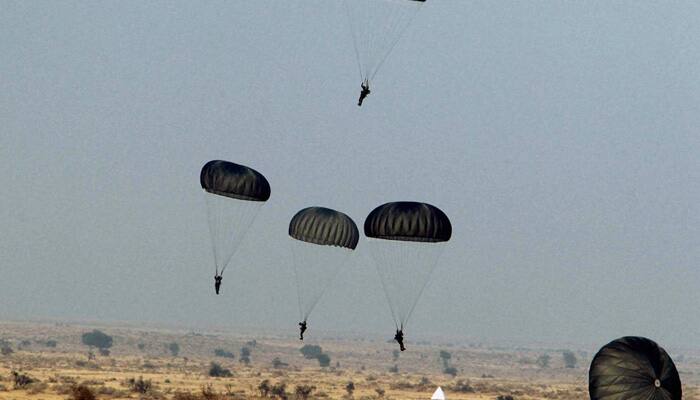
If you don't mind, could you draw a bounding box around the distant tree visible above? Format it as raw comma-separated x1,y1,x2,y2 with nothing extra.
246,339,257,348
214,348,235,359
1,345,13,356
389,364,399,373
299,344,323,359
208,362,232,377
392,349,400,362
295,384,315,400
317,353,331,367
240,347,251,365
81,330,113,351
345,381,355,396
167,342,180,357
536,354,551,369
137,343,146,351
272,357,288,369
45,340,58,348
439,350,452,369
257,379,271,397
562,350,577,369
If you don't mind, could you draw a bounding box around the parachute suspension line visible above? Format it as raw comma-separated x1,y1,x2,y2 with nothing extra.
219,202,262,275
343,0,364,81
401,244,445,326
369,4,422,82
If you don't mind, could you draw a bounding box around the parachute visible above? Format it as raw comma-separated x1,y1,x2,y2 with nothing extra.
344,0,426,84
364,201,451,337
288,207,359,330
589,336,681,400
200,160,270,278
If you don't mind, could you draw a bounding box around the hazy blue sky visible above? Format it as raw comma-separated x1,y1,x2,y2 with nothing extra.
1,1,698,348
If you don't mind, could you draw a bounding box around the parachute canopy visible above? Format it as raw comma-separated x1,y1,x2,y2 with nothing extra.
200,160,270,276
589,336,681,400
288,207,359,324
364,201,452,242
200,160,271,201
289,207,359,249
344,0,426,83
364,201,450,331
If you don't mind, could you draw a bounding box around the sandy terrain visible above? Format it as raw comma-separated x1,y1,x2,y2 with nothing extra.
0,321,698,400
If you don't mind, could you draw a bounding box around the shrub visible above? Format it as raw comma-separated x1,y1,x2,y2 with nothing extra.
450,380,474,393
536,354,551,369
257,380,271,397
345,381,355,396
126,376,152,394
271,382,287,400
295,384,315,400
496,396,514,400
45,340,58,348
99,348,110,357
443,366,458,377
173,391,199,400
70,385,96,400
208,362,232,377
299,345,323,359
201,384,218,400
167,342,180,357
137,343,146,351
82,330,113,350
272,357,288,369
389,364,399,373
214,348,235,359
562,350,577,369
12,371,35,388
375,387,386,397
317,353,331,367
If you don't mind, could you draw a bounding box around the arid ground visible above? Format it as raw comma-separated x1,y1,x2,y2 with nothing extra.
1,321,698,400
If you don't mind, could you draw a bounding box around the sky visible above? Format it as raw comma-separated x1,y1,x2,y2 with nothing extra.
1,1,699,348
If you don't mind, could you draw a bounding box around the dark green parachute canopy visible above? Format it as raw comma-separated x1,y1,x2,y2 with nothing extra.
589,336,681,400
364,202,451,242
289,207,359,250
200,160,270,201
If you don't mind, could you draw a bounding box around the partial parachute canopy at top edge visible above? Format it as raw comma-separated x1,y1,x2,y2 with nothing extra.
289,207,359,250
364,202,451,242
200,160,271,201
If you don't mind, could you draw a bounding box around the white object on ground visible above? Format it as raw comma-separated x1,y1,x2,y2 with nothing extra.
431,386,445,400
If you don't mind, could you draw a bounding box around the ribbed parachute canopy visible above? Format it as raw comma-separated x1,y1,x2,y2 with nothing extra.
200,160,270,277
364,201,451,336
289,207,359,250
364,201,452,243
200,160,271,201
288,207,359,326
589,336,681,400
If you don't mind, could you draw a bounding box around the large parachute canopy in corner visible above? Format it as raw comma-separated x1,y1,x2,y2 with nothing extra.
289,207,359,323
364,201,451,330
344,0,427,84
589,336,681,400
200,160,270,276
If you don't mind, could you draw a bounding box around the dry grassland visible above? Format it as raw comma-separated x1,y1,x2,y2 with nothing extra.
1,322,698,400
